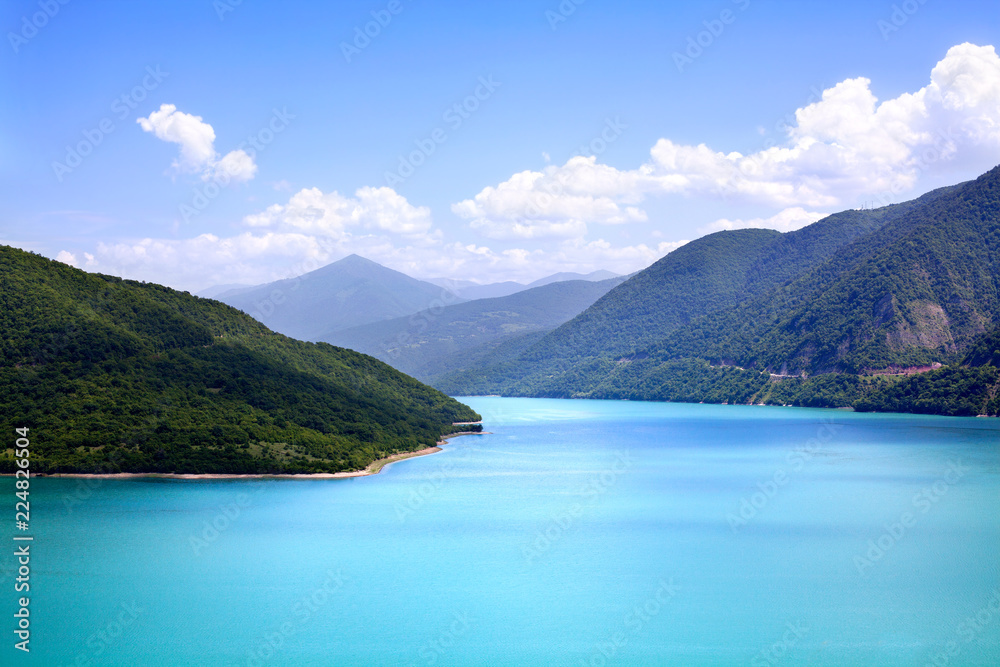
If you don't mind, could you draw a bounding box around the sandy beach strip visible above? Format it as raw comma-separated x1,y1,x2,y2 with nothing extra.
31,430,488,480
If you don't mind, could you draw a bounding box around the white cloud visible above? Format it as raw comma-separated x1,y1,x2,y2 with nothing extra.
137,103,257,183
702,207,825,233
243,186,435,240
55,250,77,266
80,232,681,291
80,43,1000,293
212,148,257,183
452,158,648,240
543,238,688,276
78,187,455,289
454,43,1000,232
74,184,682,290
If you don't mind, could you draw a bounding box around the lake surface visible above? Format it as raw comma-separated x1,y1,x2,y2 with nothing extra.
5,398,1000,666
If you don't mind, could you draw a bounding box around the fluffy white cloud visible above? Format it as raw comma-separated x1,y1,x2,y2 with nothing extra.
80,231,684,292
452,158,648,240
55,250,77,266
74,183,683,290
243,186,434,239
80,187,459,289
212,148,257,183
702,207,825,233
454,43,1000,231
82,43,1000,293
137,104,258,183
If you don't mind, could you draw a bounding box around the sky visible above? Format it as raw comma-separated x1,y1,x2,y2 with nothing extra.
2,0,999,292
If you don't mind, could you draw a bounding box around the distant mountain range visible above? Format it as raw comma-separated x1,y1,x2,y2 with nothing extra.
211,254,459,341
427,269,621,300
0,246,479,474
324,275,627,383
209,254,621,342
13,162,996,479
196,283,253,299
436,166,1000,417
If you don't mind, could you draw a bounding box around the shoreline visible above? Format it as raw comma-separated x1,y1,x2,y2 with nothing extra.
30,431,488,480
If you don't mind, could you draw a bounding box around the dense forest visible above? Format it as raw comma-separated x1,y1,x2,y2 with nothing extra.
0,246,480,474
437,166,1000,417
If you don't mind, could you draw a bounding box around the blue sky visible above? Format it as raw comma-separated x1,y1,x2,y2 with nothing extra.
2,0,999,291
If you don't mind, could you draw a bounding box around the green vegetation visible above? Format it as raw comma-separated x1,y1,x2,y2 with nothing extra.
325,277,625,383
964,327,1000,367
855,366,999,417
438,166,1000,418
0,246,479,474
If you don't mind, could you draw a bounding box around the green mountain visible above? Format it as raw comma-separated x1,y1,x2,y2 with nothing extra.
438,166,1000,417
964,326,1000,367
0,246,479,474
216,254,461,341
323,277,625,383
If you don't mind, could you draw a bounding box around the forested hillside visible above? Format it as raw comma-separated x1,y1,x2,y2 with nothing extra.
0,246,479,474
438,167,1000,417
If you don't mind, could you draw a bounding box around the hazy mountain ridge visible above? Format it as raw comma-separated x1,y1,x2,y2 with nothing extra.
214,254,461,341
427,270,619,300
324,276,626,382
212,255,623,340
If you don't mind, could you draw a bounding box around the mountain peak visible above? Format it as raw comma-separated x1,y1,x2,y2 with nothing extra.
214,253,458,340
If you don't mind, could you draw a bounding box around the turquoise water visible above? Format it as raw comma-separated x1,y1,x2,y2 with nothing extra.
4,398,1000,666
